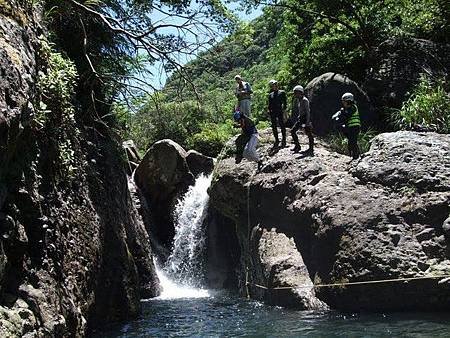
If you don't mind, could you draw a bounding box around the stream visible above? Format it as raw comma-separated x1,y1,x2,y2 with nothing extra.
94,174,450,337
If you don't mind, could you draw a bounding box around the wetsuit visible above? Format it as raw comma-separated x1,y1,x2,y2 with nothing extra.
268,89,287,145
291,96,314,152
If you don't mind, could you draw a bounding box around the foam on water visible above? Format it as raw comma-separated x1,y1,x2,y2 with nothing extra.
153,264,210,300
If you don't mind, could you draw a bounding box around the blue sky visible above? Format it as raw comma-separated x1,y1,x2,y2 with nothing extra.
141,3,264,90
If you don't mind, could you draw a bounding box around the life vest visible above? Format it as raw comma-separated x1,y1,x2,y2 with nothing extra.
347,104,361,127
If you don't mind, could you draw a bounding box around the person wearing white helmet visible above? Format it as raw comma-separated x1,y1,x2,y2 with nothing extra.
234,74,253,117
290,85,314,155
333,92,361,159
267,79,287,147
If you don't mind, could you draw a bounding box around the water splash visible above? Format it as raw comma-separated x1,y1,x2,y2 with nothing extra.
154,263,209,300
154,174,212,299
165,174,212,286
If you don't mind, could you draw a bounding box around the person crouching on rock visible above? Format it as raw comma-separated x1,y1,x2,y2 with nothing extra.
334,92,361,159
233,111,263,169
290,85,314,155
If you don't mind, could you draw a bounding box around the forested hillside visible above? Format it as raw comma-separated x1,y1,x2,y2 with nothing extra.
1,0,449,335
128,0,449,157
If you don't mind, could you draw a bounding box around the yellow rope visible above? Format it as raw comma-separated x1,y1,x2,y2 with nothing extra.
241,160,450,293
313,274,450,288
247,274,450,290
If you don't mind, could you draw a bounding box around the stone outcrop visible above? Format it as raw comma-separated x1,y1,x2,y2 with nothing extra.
305,72,375,135
186,150,215,178
208,129,450,311
134,140,217,251
250,226,326,309
0,6,159,337
134,140,194,247
364,37,450,109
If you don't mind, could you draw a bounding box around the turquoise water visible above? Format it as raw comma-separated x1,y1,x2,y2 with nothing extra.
93,293,450,337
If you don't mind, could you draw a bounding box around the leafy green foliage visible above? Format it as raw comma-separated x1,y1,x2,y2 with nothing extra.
137,0,448,157
391,77,450,133
129,97,206,151
36,38,78,125
40,0,447,157
36,38,80,177
187,120,238,156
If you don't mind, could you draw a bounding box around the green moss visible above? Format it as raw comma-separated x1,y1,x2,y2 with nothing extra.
36,37,80,179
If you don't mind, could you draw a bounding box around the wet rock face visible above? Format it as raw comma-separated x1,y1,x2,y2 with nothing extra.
250,226,326,309
205,207,241,290
0,8,159,337
209,129,450,311
133,140,215,252
0,9,39,181
305,72,375,135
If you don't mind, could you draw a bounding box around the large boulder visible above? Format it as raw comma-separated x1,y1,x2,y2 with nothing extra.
186,150,215,177
208,129,450,310
134,139,194,247
351,131,450,191
364,37,450,109
305,72,375,135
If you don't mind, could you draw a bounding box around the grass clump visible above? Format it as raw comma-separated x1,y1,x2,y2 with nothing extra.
390,76,450,133
325,128,378,155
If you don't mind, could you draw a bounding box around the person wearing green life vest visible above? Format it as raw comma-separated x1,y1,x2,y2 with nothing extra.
337,92,361,159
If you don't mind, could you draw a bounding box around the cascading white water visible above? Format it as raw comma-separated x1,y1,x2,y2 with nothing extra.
154,173,212,300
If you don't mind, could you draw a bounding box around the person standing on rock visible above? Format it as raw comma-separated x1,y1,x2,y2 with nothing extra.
233,111,263,170
333,92,361,159
268,79,287,148
290,85,314,155
235,75,253,117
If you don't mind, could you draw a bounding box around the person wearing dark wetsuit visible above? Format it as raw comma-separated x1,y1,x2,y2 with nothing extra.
268,80,287,147
291,85,314,155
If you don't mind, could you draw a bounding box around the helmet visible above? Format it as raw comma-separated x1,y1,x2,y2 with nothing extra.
234,74,242,80
293,85,304,93
341,92,354,102
269,79,278,85
233,111,242,121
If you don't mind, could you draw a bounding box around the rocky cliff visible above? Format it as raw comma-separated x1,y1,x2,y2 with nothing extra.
208,130,450,311
0,3,159,336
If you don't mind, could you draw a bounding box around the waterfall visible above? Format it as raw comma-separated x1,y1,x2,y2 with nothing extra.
154,173,212,299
